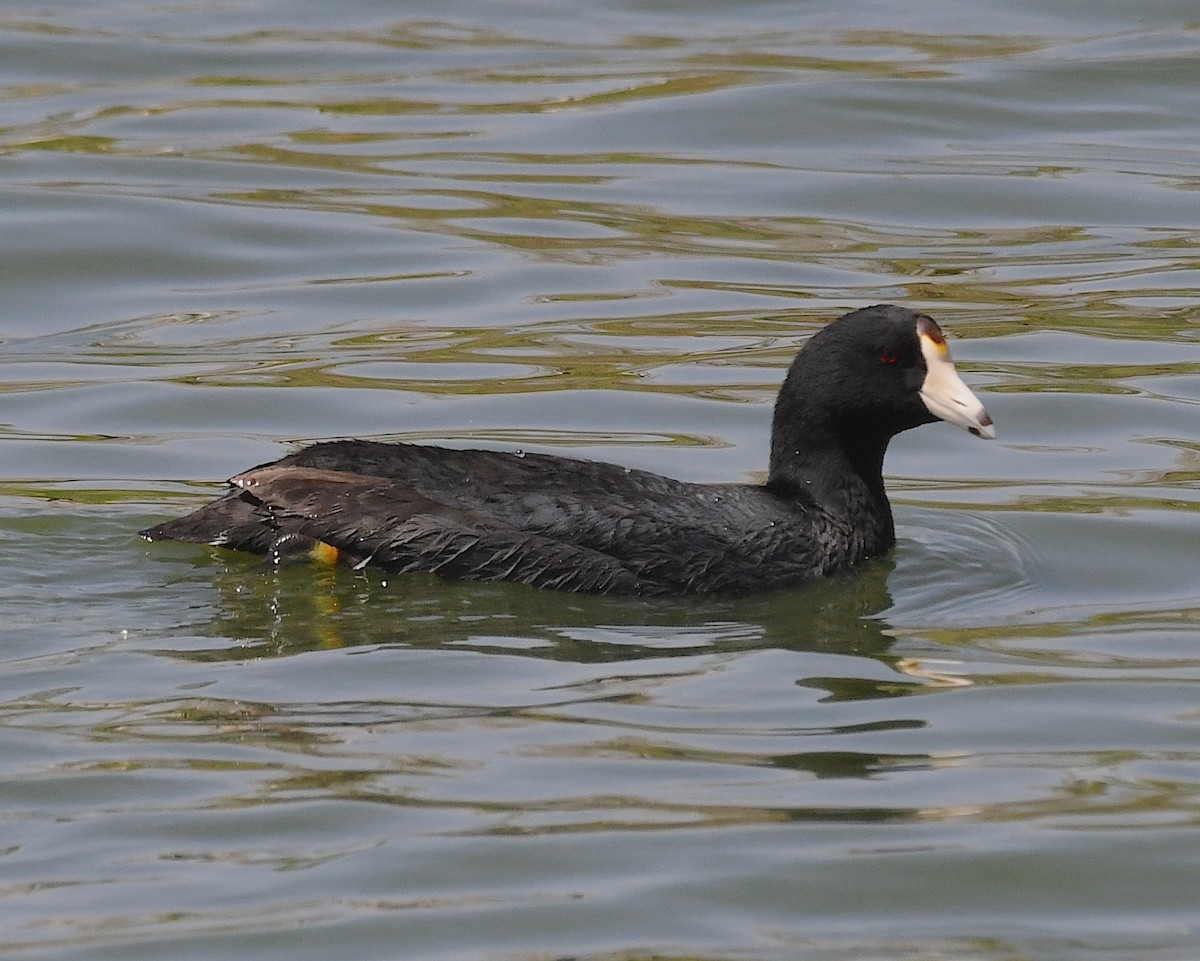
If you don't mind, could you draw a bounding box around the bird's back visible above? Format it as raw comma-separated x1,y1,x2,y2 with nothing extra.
142,440,879,594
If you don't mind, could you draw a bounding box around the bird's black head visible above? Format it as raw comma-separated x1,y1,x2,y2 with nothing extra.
769,304,993,497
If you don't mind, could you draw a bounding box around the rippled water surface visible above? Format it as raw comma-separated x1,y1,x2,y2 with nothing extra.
3,1,1200,958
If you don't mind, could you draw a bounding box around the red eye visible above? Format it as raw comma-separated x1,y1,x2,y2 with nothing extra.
881,352,899,365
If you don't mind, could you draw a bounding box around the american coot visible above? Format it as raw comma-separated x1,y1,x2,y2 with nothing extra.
140,305,994,595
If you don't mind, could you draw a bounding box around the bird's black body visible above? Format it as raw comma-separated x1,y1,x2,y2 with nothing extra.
140,305,994,595
145,441,883,595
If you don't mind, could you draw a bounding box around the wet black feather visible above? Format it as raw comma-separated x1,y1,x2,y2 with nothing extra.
141,305,951,595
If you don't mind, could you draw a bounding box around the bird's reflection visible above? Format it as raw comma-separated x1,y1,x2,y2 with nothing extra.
141,544,958,820
156,543,901,667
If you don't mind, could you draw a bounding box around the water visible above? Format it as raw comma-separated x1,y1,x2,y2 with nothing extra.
3,1,1200,958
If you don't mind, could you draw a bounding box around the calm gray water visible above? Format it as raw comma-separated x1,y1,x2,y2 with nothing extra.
3,1,1200,959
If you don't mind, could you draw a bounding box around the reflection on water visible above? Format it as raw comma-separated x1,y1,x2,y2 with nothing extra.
163,543,898,663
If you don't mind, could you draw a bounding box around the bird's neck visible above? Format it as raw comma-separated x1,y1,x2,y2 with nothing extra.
767,416,896,551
